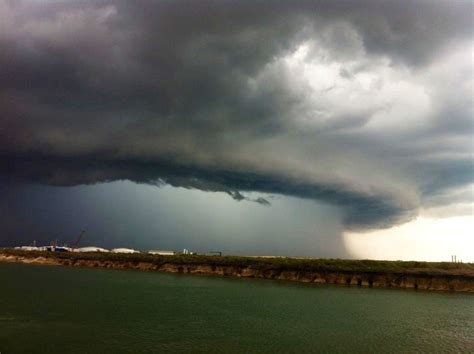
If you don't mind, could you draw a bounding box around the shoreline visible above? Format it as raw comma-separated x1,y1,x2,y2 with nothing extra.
1,249,473,293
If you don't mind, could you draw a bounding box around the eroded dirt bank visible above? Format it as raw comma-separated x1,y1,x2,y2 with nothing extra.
1,252,473,293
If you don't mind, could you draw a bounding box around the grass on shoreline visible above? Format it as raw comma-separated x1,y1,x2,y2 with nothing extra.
1,248,473,276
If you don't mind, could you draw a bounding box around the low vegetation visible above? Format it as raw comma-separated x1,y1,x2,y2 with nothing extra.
2,248,473,277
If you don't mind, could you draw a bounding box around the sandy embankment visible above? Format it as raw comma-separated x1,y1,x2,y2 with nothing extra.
1,253,473,293
0,254,62,265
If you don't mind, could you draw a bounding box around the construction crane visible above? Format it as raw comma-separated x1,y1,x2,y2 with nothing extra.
72,230,85,249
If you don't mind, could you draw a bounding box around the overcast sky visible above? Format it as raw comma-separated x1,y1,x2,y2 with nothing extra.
0,0,472,260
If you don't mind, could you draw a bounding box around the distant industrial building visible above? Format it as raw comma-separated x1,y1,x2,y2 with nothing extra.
15,245,71,252
14,246,45,251
148,250,175,256
46,246,71,252
111,248,139,254
73,247,109,253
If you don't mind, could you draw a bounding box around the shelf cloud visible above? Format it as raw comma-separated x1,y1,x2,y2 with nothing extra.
1,0,472,231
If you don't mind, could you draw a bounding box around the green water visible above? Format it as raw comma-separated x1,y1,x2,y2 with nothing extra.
1,263,473,353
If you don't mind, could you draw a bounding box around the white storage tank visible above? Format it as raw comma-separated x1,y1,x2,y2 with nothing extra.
111,248,139,254
74,247,109,253
148,250,175,256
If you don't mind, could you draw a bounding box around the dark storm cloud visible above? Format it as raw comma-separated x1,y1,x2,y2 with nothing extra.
225,191,270,206
0,155,416,229
0,0,472,230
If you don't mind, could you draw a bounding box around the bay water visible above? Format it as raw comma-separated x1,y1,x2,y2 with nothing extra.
1,262,473,353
